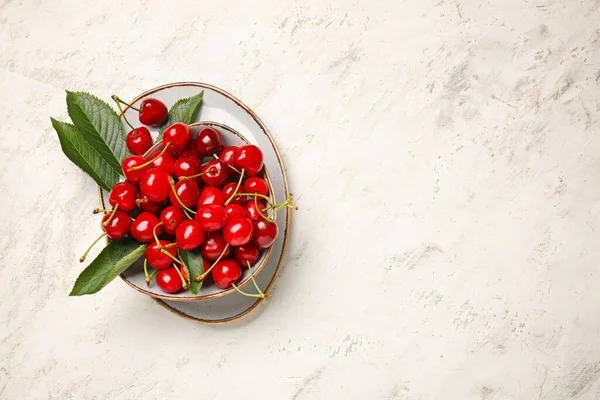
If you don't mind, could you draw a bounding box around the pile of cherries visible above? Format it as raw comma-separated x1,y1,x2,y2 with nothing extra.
81,96,295,297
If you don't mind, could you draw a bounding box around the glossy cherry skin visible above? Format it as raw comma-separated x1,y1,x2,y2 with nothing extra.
108,182,138,212
102,211,130,239
196,128,224,156
176,142,200,159
139,98,168,127
234,145,264,176
126,127,153,155
211,259,242,289
169,180,199,209
156,268,183,293
219,146,238,168
224,204,247,221
195,204,227,232
223,217,254,246
122,155,148,184
149,149,175,175
197,186,224,207
140,168,171,202
130,212,163,242
138,196,162,214
160,206,186,236
233,244,261,266
243,177,269,196
174,157,202,181
222,182,246,205
253,220,278,248
244,199,268,222
201,160,229,187
145,240,177,269
163,122,191,152
201,231,231,260
175,220,205,251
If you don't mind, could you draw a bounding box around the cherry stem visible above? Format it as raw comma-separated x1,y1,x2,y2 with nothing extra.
256,195,273,223
172,265,188,290
111,95,141,112
201,160,212,167
79,232,107,262
159,248,184,267
168,177,196,214
146,270,158,286
267,197,298,219
246,260,266,298
144,259,152,285
178,171,207,181
182,208,194,220
93,208,111,214
197,244,230,281
102,204,119,226
153,222,163,247
224,168,245,206
212,153,243,174
112,96,135,130
231,283,264,298
142,141,162,158
128,143,171,171
235,192,273,205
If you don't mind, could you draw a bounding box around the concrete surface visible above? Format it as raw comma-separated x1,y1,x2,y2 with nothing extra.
1,0,600,398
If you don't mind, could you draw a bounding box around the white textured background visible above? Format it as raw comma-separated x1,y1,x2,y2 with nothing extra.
1,0,600,398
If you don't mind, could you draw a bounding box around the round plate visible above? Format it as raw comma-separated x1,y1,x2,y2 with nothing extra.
115,82,290,323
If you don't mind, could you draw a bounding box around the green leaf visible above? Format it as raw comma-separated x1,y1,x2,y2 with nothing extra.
66,91,127,174
70,238,147,296
157,91,204,140
179,250,204,295
51,119,120,192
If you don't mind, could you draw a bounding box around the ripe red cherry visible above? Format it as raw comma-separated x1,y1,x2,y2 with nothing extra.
195,204,227,231
139,98,168,127
196,127,224,156
180,264,189,281
175,220,205,250
149,149,175,175
219,146,238,168
174,157,201,181
201,160,229,187
160,206,186,235
233,244,261,266
126,127,153,155
169,180,199,209
122,155,148,184
176,142,200,159
130,212,162,242
253,220,278,248
222,182,246,205
225,204,247,221
108,182,138,212
145,240,177,269
211,259,242,289
140,168,171,202
234,145,263,176
102,211,130,239
244,199,268,222
243,177,269,196
201,231,231,260
223,217,254,246
138,196,162,214
197,186,224,206
156,268,183,293
163,122,191,152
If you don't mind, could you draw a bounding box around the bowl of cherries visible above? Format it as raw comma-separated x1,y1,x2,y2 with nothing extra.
54,90,295,303
99,118,297,301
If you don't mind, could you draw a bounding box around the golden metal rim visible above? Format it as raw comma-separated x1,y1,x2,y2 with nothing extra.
117,121,276,302
101,81,290,324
